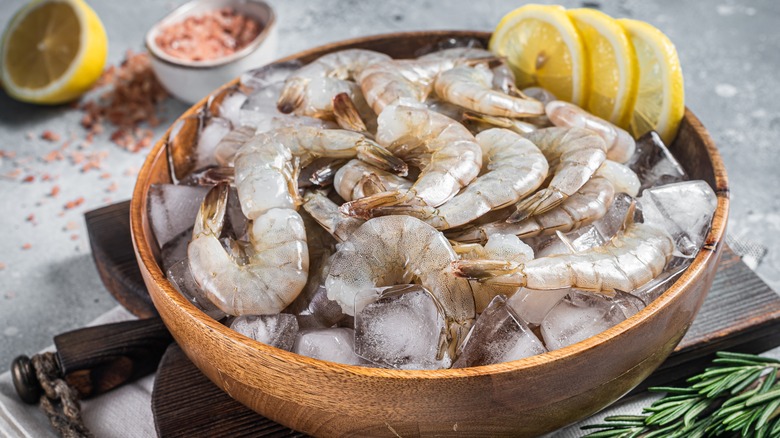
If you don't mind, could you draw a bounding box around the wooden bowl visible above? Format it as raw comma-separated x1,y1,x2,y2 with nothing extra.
131,31,729,437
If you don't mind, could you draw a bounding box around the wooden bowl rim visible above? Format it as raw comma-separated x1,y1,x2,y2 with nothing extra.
131,30,730,380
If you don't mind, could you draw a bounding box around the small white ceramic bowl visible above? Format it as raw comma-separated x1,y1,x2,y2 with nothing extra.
145,0,277,104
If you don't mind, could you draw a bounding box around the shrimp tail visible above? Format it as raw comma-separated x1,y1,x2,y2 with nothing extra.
355,139,409,176
193,182,230,237
356,173,388,197
277,78,307,113
445,225,488,244
462,112,537,135
451,259,526,284
371,204,449,229
339,190,417,219
333,92,369,133
508,188,567,223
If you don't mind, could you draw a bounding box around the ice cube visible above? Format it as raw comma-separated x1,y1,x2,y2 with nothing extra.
638,180,718,257
161,227,192,272
627,131,689,192
230,314,299,351
209,87,247,127
453,295,546,368
540,290,629,350
195,117,231,170
592,193,635,240
148,184,209,247
293,328,365,365
240,61,303,92
506,287,569,325
354,285,450,370
166,259,227,320
630,261,688,304
294,285,347,330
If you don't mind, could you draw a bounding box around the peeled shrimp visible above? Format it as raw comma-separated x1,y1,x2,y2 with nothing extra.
235,126,405,219
188,183,309,315
449,176,616,243
452,221,674,293
277,49,391,115
333,159,412,202
302,190,364,243
359,128,548,230
546,100,636,163
434,64,545,117
325,215,475,348
358,48,494,113
510,127,607,222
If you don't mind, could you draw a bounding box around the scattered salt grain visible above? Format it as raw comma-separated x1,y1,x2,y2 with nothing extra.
41,131,61,142
64,197,85,210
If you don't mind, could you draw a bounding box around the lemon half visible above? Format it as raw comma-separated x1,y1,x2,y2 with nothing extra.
618,18,685,144
490,4,587,106
568,8,638,128
1,0,107,104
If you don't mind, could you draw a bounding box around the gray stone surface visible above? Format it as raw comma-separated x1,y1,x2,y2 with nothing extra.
0,0,778,384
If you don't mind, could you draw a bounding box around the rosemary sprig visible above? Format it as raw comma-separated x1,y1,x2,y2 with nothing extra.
582,352,780,438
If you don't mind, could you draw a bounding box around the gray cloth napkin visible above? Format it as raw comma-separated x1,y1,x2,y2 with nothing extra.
2,305,780,438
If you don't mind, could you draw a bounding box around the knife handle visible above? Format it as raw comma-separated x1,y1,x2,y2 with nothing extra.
12,317,173,403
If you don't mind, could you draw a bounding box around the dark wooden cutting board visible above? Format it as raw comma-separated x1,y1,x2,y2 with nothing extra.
85,202,780,437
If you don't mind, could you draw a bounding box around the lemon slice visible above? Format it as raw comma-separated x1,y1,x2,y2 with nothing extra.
490,4,587,106
1,0,107,104
618,18,685,145
567,8,638,128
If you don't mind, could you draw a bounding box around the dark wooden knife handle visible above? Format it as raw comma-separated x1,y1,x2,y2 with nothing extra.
54,317,173,398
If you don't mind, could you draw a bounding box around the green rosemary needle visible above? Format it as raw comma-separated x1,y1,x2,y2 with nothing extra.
581,352,780,438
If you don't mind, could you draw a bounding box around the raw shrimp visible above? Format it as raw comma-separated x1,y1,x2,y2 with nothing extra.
434,64,545,117
360,128,548,230
597,159,640,196
358,48,494,113
302,190,364,243
510,127,607,222
546,100,636,163
452,221,674,293
333,159,412,202
340,104,482,217
325,215,475,349
449,176,615,243
188,183,309,315
214,126,256,167
277,49,391,114
235,126,406,219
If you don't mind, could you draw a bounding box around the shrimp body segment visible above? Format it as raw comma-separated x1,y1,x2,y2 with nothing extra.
325,216,476,346
510,127,607,222
277,49,392,114
364,128,548,230
434,65,545,117
450,176,616,243
188,183,309,315
453,222,674,293
546,100,636,163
